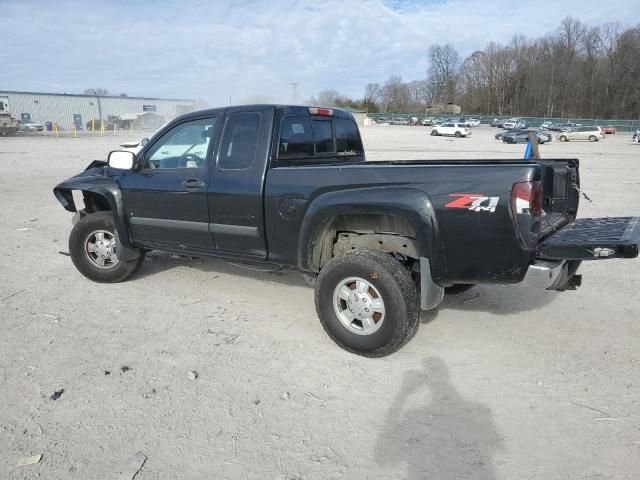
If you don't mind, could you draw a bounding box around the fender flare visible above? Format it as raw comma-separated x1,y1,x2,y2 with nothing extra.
53,176,139,259
298,186,447,281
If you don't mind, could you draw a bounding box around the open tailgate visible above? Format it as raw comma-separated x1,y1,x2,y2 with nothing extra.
538,217,640,260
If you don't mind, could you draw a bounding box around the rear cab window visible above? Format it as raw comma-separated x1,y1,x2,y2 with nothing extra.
277,112,363,165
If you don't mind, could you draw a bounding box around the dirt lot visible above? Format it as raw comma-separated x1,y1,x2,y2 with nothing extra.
1,126,639,479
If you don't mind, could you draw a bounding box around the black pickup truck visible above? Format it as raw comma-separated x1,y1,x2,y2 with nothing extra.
54,105,640,356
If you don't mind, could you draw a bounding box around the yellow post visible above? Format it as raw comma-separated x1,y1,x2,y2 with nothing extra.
100,120,105,137
54,123,59,137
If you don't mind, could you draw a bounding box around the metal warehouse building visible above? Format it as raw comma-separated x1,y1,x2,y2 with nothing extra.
0,91,195,130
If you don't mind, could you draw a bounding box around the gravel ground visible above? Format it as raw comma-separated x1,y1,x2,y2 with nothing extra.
1,126,639,479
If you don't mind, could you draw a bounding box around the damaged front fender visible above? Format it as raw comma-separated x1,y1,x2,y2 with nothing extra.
53,166,138,258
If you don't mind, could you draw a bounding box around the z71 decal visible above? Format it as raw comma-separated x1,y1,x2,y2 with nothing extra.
445,194,500,213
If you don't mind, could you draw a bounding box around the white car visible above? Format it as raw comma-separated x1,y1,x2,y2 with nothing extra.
19,120,44,131
465,118,481,127
120,125,166,154
502,118,521,129
557,126,605,142
430,123,472,137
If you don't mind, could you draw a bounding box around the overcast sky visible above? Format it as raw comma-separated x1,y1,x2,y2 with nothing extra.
2,0,636,106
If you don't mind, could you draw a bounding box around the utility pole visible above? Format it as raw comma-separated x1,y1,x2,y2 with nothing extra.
291,83,299,103
96,93,103,123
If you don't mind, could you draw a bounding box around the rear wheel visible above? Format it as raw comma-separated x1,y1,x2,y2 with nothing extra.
69,211,144,283
455,131,462,138
431,129,439,136
589,135,597,142
559,135,568,142
314,250,419,357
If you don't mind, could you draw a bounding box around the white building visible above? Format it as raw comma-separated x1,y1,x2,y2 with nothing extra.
0,90,195,130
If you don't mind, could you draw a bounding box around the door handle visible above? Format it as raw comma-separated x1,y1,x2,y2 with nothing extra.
182,178,205,190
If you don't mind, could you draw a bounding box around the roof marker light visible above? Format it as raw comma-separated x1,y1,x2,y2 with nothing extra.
309,107,333,116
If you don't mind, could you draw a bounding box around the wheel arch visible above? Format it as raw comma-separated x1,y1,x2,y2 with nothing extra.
53,176,132,249
298,187,445,278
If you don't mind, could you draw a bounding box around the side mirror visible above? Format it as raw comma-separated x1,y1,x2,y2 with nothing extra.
108,150,135,170
140,137,149,147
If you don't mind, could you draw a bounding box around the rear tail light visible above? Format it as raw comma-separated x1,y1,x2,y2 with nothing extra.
511,180,542,249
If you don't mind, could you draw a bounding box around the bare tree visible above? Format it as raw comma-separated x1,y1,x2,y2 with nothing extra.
427,44,460,105
381,75,411,112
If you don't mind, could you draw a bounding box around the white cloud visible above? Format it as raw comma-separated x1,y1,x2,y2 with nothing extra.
1,0,636,105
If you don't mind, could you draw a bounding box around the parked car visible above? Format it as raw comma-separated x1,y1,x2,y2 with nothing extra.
549,122,579,132
490,118,505,127
376,117,390,124
464,118,481,127
502,130,552,144
539,121,554,130
602,125,616,134
495,129,523,141
420,117,437,126
503,118,528,130
390,117,410,126
53,104,640,356
557,126,604,142
430,123,472,137
632,128,640,143
20,120,45,131
119,126,165,154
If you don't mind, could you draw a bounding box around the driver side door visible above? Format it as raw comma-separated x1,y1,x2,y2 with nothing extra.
120,116,218,250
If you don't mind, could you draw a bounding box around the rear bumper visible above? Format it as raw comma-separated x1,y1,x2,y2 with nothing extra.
522,260,582,290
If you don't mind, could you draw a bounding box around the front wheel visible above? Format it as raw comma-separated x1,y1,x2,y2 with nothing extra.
559,135,568,142
431,130,439,136
69,211,144,283
455,131,462,138
589,135,598,142
314,250,420,357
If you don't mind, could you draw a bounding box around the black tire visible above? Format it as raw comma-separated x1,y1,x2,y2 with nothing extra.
431,130,438,136
445,284,475,295
559,135,568,142
314,250,420,357
455,131,462,138
69,211,143,283
589,135,597,142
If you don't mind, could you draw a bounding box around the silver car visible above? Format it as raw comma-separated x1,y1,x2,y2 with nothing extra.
557,126,604,142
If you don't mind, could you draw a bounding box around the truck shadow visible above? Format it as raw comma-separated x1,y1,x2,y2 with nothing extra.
132,251,310,288
426,284,558,320
375,356,501,479
133,252,557,316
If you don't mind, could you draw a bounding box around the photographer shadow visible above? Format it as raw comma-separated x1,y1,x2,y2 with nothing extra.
375,357,502,479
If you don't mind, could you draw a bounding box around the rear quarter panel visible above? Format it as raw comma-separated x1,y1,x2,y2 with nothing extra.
264,161,541,284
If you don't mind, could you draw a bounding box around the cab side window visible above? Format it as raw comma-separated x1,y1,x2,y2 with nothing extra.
144,117,216,169
218,112,261,170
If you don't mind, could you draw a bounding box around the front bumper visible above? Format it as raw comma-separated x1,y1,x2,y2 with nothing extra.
522,260,582,291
